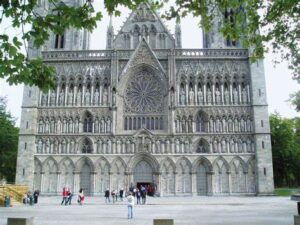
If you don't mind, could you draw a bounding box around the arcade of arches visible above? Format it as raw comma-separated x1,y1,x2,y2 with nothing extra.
34,155,256,196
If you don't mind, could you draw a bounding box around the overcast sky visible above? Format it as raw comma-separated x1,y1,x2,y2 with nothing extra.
0,1,298,127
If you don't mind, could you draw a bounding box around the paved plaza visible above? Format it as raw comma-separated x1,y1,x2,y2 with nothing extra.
0,196,297,225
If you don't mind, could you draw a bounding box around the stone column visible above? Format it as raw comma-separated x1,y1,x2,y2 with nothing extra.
177,83,180,105
246,84,250,103
207,172,213,195
229,83,233,104
194,83,197,104
228,172,232,195
47,90,51,106
56,172,61,193
91,84,95,105
74,172,80,194
221,83,224,104
192,120,196,133
40,172,45,193
82,84,86,105
191,172,197,196
238,83,242,104
212,83,215,105
174,172,177,196
65,85,69,105
203,84,206,105
56,86,60,105
74,85,77,105
91,172,97,196
185,83,188,105
99,84,103,105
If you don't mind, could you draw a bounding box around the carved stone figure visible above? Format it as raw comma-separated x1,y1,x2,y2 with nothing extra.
189,89,194,105
103,88,108,105
180,90,185,105
215,89,221,104
224,89,230,104
77,90,82,106
59,91,65,106
41,93,47,106
50,91,56,106
242,88,248,103
107,118,111,133
67,91,73,105
197,90,203,105
37,139,43,153
207,89,212,104
85,90,91,105
233,88,238,104
94,89,100,105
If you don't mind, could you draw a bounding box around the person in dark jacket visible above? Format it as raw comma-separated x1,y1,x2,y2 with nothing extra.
104,188,110,203
33,190,40,204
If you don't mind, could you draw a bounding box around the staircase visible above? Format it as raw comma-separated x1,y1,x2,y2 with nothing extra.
0,184,29,207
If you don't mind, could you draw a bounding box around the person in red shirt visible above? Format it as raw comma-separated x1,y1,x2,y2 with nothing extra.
61,187,68,205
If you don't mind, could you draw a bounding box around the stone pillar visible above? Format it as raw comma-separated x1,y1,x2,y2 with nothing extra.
91,172,97,196
207,172,213,195
47,90,51,106
82,84,86,105
99,84,103,105
228,172,232,195
74,85,77,105
65,85,68,105
91,85,95,105
246,84,250,103
56,86,60,105
221,83,224,104
185,83,188,105
212,83,215,105
203,84,206,105
191,172,197,196
40,172,45,193
229,83,233,104
238,83,242,104
174,172,177,196
177,83,180,105
74,172,80,194
56,172,61,193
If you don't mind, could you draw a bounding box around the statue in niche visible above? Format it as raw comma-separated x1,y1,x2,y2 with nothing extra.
221,139,227,153
228,117,233,132
247,118,252,132
233,88,238,104
240,118,245,132
70,139,75,153
170,88,175,106
77,90,82,106
215,118,221,132
184,139,190,153
242,88,248,103
247,139,252,153
75,118,79,133
230,139,235,153
155,139,160,153
215,89,221,104
37,139,43,153
175,139,180,153
197,89,203,105
85,90,91,105
224,89,230,104
68,90,73,105
45,119,50,133
103,88,108,105
38,120,43,133
45,139,50,153
94,119,99,133
61,139,66,153
94,89,100,105
100,118,105,133
50,119,55,133
213,139,218,153
107,118,111,133
59,91,64,106
50,91,56,106
222,117,227,132
160,140,165,153
126,139,131,153
116,139,121,153
57,118,61,133
180,89,185,105
189,89,194,105
207,89,212,104
63,118,67,133
165,139,170,153
107,139,112,153
41,93,47,106
234,118,239,132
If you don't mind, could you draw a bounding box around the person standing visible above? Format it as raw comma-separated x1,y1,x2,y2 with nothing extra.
65,190,73,205
61,187,68,205
33,190,40,204
136,188,141,205
119,188,124,201
127,192,134,219
78,188,84,205
105,188,110,203
141,185,147,204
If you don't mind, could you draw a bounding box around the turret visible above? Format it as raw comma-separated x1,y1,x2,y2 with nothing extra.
106,16,114,49
175,23,182,48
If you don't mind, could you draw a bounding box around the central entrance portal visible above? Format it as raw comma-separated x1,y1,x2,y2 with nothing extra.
133,160,153,185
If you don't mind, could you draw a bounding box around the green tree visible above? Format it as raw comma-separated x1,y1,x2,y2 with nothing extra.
0,96,19,183
270,113,300,187
0,0,299,90
289,91,300,112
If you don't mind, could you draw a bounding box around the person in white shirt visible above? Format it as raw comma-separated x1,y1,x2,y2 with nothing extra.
127,192,134,219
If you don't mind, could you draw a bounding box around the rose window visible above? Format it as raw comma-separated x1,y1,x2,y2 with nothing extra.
124,70,164,113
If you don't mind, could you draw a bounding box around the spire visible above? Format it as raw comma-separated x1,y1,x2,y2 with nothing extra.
175,23,182,48
106,16,114,49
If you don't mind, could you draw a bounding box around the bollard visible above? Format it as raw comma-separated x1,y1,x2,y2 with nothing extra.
153,219,174,225
291,194,300,225
7,217,34,225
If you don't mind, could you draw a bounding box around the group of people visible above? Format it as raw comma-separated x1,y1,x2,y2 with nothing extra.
23,190,40,205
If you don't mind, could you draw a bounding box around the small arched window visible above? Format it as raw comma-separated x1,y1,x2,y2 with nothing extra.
82,139,93,154
83,112,93,133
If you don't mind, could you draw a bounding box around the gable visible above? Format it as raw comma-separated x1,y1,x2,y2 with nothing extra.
114,3,175,49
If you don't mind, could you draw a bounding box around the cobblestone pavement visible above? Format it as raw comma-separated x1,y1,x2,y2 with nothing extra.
0,196,297,225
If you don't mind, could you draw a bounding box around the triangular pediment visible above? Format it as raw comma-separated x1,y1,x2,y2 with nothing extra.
133,127,153,138
114,2,175,49
122,38,165,74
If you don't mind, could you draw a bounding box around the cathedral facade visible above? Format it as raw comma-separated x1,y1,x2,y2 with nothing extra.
16,2,274,196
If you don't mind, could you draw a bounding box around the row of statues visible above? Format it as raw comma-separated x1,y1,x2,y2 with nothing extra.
175,116,252,133
36,137,255,155
179,86,249,105
38,117,112,134
40,86,111,107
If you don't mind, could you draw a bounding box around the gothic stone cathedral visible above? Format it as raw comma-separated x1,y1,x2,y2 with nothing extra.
16,2,274,196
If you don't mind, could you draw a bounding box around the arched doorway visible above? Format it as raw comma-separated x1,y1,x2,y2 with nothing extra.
80,162,91,195
196,163,208,195
133,160,154,194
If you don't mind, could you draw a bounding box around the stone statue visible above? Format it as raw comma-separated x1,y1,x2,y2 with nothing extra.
39,120,43,133
57,118,61,133
100,118,105,133
175,139,180,153
230,139,235,153
37,139,43,153
112,91,116,106
45,119,50,133
197,90,203,105
242,88,248,103
189,89,194,105
107,139,112,153
126,139,131,153
85,90,91,105
41,93,47,106
107,118,111,133
233,88,238,104
180,90,185,105
103,88,108,105
77,90,82,106
207,89,212,104
67,91,73,105
213,140,218,153
224,89,230,104
221,139,227,153
94,89,100,105
228,117,233,132
215,89,221,104
50,91,56,106
59,91,65,106
156,140,160,153
75,118,79,133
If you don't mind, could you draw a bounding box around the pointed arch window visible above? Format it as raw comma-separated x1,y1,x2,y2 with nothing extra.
83,112,93,133
197,139,209,153
82,139,93,154
196,112,207,132
54,12,65,49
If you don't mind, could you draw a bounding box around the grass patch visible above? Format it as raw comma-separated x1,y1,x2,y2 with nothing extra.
275,188,300,196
